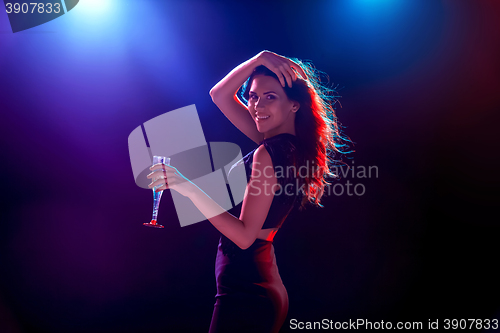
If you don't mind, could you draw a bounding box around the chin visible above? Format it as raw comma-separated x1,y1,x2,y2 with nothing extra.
256,124,270,133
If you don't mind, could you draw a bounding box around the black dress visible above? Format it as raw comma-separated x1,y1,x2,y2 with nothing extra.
208,133,303,333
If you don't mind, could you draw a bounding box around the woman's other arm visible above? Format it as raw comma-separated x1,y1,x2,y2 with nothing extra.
185,145,277,249
209,54,264,144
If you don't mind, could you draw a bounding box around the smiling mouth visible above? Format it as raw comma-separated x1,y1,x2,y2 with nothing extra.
256,115,270,121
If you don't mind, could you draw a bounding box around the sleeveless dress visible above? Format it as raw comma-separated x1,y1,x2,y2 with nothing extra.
208,133,303,333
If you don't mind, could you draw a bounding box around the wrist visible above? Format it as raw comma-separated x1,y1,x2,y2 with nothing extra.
185,181,202,199
249,53,263,68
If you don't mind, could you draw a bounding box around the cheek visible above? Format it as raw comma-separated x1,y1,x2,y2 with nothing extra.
272,102,287,115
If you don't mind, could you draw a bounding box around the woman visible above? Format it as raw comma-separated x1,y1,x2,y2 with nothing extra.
147,51,349,332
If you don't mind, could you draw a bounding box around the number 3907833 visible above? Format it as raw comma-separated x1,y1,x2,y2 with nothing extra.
5,3,61,14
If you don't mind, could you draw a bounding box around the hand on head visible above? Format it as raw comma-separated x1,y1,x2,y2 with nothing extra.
255,51,307,88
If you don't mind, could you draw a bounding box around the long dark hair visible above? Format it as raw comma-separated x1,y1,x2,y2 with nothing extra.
240,60,354,209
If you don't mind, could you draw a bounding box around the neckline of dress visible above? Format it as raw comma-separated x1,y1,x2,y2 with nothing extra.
259,133,297,145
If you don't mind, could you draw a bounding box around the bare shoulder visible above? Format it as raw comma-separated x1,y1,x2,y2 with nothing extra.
253,144,273,169
250,145,277,187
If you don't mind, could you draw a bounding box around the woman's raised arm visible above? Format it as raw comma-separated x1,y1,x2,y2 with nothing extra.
210,54,264,144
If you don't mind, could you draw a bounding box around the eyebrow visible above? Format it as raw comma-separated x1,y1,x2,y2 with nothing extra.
249,91,276,95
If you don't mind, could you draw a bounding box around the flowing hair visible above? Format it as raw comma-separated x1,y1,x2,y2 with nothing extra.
240,59,354,209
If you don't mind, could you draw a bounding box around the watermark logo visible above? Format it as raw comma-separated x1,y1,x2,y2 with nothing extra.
246,159,378,198
3,0,79,33
128,104,248,227
327,161,378,197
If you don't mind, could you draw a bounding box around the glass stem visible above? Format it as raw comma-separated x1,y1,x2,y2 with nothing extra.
151,185,163,221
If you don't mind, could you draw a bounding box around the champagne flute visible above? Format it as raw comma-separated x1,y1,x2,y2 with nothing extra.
144,156,170,228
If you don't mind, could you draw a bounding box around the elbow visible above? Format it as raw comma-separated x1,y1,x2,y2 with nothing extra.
237,236,256,250
209,87,219,102
209,87,230,105
238,242,250,250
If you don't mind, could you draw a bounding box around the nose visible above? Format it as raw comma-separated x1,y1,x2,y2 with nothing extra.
254,97,264,109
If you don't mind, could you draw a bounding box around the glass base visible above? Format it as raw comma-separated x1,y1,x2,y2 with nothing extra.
143,219,164,228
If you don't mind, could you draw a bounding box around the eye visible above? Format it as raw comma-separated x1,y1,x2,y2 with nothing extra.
266,95,276,100
249,95,258,100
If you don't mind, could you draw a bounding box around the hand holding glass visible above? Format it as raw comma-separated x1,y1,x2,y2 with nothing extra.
144,156,170,228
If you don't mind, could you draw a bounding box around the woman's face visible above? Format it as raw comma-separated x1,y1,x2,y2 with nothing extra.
248,74,299,138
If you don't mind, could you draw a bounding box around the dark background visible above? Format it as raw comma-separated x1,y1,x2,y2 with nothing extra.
1,0,499,332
